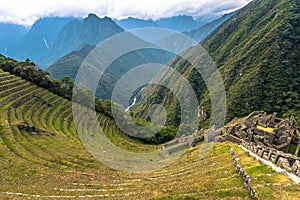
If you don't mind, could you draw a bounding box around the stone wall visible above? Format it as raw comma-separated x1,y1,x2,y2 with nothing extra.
230,147,257,199
241,142,300,178
162,130,204,158
204,125,222,142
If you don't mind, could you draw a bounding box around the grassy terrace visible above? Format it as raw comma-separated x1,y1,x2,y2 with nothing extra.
0,69,299,199
256,125,274,134
232,145,300,200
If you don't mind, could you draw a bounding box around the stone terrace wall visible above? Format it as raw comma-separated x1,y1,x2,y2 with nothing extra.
241,142,300,178
230,147,257,199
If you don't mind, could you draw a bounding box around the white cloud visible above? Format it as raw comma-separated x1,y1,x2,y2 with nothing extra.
0,0,252,26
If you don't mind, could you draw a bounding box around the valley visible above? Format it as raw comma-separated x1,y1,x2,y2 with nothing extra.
0,0,299,199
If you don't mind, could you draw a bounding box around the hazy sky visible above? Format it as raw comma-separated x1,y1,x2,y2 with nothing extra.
0,0,252,26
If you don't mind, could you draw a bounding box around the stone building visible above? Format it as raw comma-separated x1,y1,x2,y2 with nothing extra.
221,111,300,156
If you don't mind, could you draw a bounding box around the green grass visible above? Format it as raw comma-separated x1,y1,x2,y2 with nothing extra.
256,125,274,133
288,143,297,155
0,70,299,199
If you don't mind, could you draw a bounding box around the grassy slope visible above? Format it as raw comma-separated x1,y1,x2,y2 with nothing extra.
0,69,299,199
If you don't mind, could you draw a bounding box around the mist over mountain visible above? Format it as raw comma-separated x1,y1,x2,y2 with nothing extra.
0,13,230,69
156,15,197,32
10,17,74,62
194,15,223,28
115,17,160,29
0,23,28,56
115,15,216,32
185,11,236,42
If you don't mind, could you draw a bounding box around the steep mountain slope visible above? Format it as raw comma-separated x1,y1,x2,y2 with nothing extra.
39,14,124,69
47,38,175,101
0,66,298,198
185,11,236,42
12,17,73,62
47,44,94,79
136,0,300,126
0,23,28,56
1,56,300,200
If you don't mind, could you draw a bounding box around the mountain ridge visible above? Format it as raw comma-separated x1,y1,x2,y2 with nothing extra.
12,17,74,62
39,14,124,68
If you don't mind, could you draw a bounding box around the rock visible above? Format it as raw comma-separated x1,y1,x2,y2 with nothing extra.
17,123,54,136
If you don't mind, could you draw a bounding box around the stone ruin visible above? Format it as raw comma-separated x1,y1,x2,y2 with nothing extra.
198,106,207,120
242,141,300,178
220,111,300,156
162,111,300,161
204,125,222,142
162,125,223,158
162,130,204,158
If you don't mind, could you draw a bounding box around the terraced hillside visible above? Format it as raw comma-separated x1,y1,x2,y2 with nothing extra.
0,69,299,199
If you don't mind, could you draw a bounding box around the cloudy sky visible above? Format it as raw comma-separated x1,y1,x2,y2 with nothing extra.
0,0,252,26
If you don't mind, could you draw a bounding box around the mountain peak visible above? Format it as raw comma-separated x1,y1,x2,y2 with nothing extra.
87,13,100,19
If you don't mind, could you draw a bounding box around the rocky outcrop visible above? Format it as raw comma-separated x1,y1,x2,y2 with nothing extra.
17,123,55,136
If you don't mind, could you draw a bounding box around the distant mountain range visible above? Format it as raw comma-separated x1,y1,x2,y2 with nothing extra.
47,13,231,101
0,13,231,69
184,11,236,42
0,11,238,103
115,17,160,30
115,15,221,32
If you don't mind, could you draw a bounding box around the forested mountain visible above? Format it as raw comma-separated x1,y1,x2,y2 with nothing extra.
47,37,175,101
135,0,300,127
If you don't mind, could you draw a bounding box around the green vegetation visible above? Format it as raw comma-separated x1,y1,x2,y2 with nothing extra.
0,54,115,118
201,0,300,123
0,0,299,197
135,0,300,129
233,145,300,199
0,56,72,99
47,43,174,101
256,125,274,133
1,67,299,198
